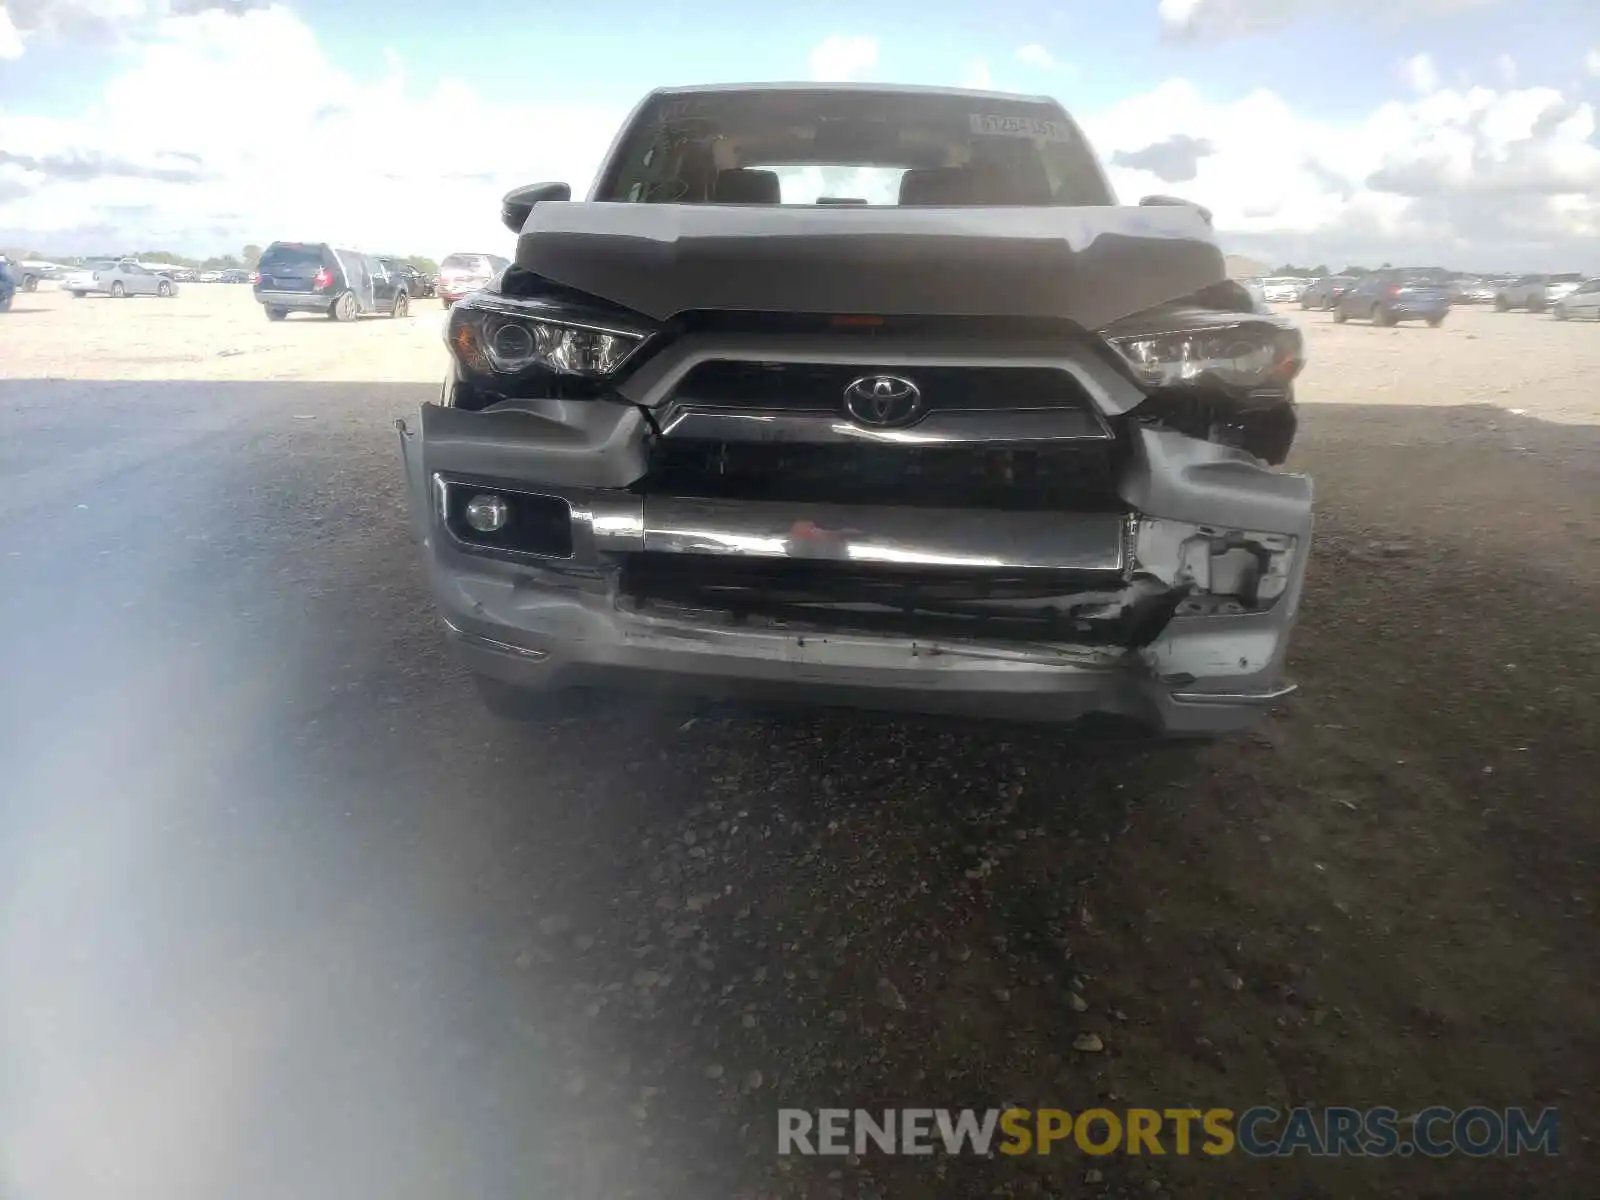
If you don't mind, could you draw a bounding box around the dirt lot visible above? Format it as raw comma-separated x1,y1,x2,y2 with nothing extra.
2,284,1597,1199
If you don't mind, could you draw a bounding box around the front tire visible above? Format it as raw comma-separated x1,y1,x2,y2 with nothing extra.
265,306,287,321
330,291,358,322
1372,305,1392,326
1427,315,1444,327
71,290,86,298
1494,295,1509,312
157,280,173,298
1528,295,1546,313
110,281,126,298
1332,306,1348,324
23,276,38,292
391,291,410,318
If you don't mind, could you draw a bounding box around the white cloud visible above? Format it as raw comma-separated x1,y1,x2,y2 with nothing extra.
1,6,25,58
961,58,994,89
1016,43,1056,69
1403,52,1439,94
1082,77,1600,270
807,34,877,82
1160,0,1506,40
0,6,623,257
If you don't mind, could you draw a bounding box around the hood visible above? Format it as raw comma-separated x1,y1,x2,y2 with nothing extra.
514,202,1224,331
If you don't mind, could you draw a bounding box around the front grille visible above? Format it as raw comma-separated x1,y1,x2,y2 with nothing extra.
639,439,1124,511
669,362,1093,413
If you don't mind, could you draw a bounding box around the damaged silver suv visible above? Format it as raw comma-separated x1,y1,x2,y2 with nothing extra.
399,83,1313,734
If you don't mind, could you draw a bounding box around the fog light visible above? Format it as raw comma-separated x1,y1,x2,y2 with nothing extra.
464,493,510,533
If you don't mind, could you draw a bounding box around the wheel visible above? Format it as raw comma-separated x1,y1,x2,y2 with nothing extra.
110,281,126,298
1427,315,1444,327
22,275,38,292
1528,296,1546,313
71,290,85,298
329,291,358,321
1494,295,1509,312
156,280,172,297
391,291,410,318
1332,305,1347,324
1372,304,1392,326
265,306,286,321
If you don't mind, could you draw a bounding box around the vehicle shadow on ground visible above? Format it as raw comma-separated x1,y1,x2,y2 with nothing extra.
1,382,1595,1200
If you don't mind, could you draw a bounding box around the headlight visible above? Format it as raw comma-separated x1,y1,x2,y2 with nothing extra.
1103,307,1304,391
448,294,649,379
1102,302,1306,465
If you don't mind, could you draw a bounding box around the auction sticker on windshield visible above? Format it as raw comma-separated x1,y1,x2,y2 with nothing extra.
969,113,1076,142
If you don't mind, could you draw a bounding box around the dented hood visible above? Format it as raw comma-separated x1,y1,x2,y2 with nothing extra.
515,203,1225,331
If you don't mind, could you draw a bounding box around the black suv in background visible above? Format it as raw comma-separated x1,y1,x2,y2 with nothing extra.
254,242,414,321
382,258,434,298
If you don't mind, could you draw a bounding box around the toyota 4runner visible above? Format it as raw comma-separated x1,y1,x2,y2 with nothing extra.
398,83,1314,734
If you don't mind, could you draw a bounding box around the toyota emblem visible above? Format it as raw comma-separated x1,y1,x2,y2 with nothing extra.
843,374,925,428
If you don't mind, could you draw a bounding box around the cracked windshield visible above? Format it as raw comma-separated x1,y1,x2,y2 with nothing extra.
2,0,1597,1197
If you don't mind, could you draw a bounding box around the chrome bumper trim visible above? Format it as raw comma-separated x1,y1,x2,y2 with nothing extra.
441,617,551,660
1169,682,1297,705
654,405,1113,445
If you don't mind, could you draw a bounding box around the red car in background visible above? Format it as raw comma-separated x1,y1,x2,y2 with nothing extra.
437,252,510,307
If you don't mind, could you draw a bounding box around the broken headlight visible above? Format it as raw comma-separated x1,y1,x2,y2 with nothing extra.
447,293,651,379
1102,304,1305,464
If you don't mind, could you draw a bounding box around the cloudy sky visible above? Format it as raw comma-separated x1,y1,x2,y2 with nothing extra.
1,0,1597,270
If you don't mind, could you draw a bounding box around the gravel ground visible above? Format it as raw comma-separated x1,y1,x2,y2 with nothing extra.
1,286,1596,1199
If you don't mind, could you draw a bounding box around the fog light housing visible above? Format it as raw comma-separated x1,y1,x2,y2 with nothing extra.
464,493,510,533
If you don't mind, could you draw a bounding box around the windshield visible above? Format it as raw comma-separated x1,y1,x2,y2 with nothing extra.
441,254,489,273
595,89,1114,207
259,244,324,272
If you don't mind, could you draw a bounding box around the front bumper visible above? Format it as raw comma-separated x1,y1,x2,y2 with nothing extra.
399,396,1313,735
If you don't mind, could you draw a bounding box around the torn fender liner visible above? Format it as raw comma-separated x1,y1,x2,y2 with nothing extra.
515,202,1225,329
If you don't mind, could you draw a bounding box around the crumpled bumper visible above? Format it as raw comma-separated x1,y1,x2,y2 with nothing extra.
399,397,1314,735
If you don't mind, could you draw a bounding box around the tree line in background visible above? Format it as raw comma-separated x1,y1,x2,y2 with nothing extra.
1,245,441,274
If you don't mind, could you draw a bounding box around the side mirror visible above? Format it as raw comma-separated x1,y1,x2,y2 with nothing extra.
501,182,572,233
1139,193,1213,226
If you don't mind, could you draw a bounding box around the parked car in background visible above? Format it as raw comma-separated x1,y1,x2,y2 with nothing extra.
1552,278,1600,320
1333,272,1450,326
1299,275,1356,310
10,259,67,290
254,241,414,321
1242,278,1268,309
1450,277,1495,304
62,258,179,298
1260,277,1303,304
382,259,434,298
437,252,509,307
1495,274,1581,312
0,258,16,311
220,268,252,284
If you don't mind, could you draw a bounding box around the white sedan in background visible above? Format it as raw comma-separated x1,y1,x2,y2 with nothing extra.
1552,278,1600,320
63,258,179,298
1260,277,1304,304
